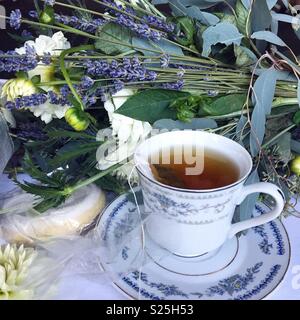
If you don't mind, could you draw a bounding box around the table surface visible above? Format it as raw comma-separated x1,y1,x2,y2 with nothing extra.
1,174,300,300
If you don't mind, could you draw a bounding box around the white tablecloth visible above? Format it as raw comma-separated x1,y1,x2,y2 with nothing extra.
0,174,300,300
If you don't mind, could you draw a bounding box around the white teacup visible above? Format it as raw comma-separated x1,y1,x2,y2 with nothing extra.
134,130,285,257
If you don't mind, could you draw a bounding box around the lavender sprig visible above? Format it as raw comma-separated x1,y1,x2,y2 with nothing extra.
54,14,106,33
5,91,70,110
0,45,38,73
9,9,22,30
84,56,157,82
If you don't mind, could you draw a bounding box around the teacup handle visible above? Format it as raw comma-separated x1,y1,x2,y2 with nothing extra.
228,182,285,239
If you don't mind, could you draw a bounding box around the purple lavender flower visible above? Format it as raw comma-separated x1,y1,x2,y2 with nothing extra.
162,80,184,90
101,0,163,41
116,14,162,41
54,14,105,33
41,52,51,65
5,91,70,110
80,76,94,89
207,90,219,97
160,54,170,68
18,123,47,140
84,57,157,82
142,15,175,33
21,30,32,38
29,11,39,19
0,45,38,73
10,9,22,30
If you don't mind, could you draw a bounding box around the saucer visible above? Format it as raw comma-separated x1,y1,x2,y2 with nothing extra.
98,191,290,300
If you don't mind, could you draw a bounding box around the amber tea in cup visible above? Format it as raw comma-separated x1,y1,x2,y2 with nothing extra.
149,146,240,190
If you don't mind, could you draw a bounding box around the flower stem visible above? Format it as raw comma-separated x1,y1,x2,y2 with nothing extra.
59,45,95,110
65,163,122,194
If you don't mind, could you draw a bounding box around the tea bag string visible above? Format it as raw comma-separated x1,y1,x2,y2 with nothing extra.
128,164,146,301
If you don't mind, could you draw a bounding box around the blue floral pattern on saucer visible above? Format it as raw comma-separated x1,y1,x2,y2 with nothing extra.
98,192,290,300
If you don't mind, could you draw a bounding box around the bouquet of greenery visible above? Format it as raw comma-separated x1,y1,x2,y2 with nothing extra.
0,0,300,220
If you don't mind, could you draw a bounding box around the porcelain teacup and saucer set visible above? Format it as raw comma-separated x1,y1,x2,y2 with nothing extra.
97,131,290,300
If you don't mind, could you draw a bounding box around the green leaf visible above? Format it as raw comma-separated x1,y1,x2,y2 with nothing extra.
47,129,95,140
236,0,250,35
202,22,244,57
297,80,300,107
251,0,271,32
251,31,286,47
234,46,257,67
185,6,219,26
234,169,260,224
250,102,266,156
0,113,13,174
252,66,278,115
250,67,278,156
293,111,300,125
153,118,218,130
291,139,300,153
50,141,101,167
132,37,183,57
174,16,195,46
95,22,132,55
115,89,191,123
201,94,247,116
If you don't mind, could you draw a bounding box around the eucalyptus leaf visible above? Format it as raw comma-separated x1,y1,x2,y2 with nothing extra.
253,69,296,82
267,0,278,9
235,169,260,223
297,80,300,107
271,17,279,35
250,102,266,156
132,37,184,56
202,22,243,57
291,139,300,153
251,0,271,32
185,6,219,26
275,133,292,165
271,13,298,24
236,115,248,145
115,89,191,123
168,0,187,16
153,118,218,130
241,0,251,8
0,113,13,174
251,31,287,47
95,22,132,55
169,0,222,10
252,67,278,115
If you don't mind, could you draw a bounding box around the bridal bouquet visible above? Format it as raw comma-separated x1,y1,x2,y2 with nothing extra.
0,0,300,219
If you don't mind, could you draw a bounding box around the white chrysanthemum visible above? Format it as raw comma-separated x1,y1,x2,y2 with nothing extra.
104,88,152,143
1,79,37,101
15,32,71,123
32,101,70,124
97,89,151,181
0,244,37,300
15,31,71,58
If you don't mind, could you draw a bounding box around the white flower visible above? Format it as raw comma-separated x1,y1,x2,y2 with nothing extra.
0,244,37,300
15,31,70,57
104,89,152,144
32,101,70,124
15,32,70,84
97,89,152,180
15,32,71,123
1,79,37,101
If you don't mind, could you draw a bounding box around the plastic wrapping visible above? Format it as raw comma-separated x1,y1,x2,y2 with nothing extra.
0,178,106,243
